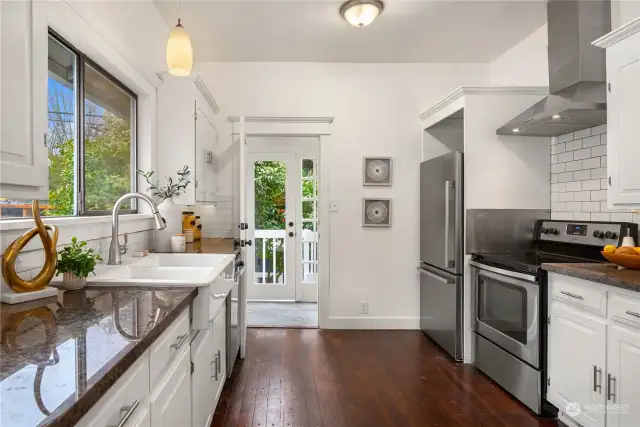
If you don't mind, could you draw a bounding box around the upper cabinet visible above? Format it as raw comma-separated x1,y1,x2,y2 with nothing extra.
157,74,219,205
594,19,640,208
0,0,49,200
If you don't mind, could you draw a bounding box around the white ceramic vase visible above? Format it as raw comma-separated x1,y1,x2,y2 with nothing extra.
156,198,182,252
62,272,87,290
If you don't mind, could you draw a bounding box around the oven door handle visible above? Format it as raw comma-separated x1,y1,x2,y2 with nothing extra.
468,260,538,284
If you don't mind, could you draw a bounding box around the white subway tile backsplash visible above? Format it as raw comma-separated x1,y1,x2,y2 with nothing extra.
551,212,561,219
591,145,606,157
557,212,574,220
591,190,607,201
591,213,611,222
582,201,601,212
551,143,566,155
574,128,592,139
601,178,608,189
566,202,582,211
566,139,583,151
582,180,601,191
601,156,607,167
552,183,566,192
591,168,607,179
573,148,591,160
566,160,583,172
558,192,574,202
559,151,574,163
551,192,559,202
611,212,633,222
601,134,607,145
582,135,600,147
559,172,574,182
573,212,591,221
574,170,591,181
566,181,582,191
591,124,607,135
551,154,558,164
558,133,574,143
582,157,601,169
551,163,566,173
551,174,558,183
552,202,567,211
574,191,591,202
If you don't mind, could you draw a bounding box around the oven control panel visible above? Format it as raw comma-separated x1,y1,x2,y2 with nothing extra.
538,221,638,246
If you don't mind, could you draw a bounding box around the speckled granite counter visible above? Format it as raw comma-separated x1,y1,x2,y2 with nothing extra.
542,263,640,292
0,287,197,427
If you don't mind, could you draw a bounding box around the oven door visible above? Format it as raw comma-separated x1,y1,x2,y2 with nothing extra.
469,260,540,368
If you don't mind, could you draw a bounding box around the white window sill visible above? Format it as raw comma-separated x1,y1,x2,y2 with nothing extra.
0,214,154,232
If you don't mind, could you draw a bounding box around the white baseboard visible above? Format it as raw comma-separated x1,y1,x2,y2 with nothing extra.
322,316,420,330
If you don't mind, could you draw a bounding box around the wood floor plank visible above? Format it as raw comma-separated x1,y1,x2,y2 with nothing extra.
211,329,559,427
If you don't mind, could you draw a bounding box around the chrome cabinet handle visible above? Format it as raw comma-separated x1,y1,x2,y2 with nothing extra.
625,310,640,319
216,350,221,373
213,293,227,299
607,374,617,402
213,354,219,381
109,400,139,427
561,291,584,300
170,333,188,350
593,365,602,393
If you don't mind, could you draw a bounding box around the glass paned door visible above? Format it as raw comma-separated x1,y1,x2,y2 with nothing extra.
246,153,297,300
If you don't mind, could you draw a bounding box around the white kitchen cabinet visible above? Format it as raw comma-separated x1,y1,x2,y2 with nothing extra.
150,345,192,427
157,74,219,205
191,328,215,427
594,19,640,208
607,324,640,427
548,300,607,427
212,304,227,403
0,0,49,200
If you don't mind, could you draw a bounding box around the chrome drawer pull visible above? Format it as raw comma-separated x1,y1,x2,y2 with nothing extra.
213,293,227,299
213,354,219,381
593,365,603,394
216,350,221,373
110,400,139,427
561,291,584,300
170,333,188,350
625,310,640,319
608,374,617,402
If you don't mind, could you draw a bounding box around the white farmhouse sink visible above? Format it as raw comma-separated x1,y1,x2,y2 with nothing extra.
135,253,230,268
87,265,218,287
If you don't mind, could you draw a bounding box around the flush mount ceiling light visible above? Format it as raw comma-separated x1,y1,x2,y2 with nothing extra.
166,0,193,77
340,0,384,28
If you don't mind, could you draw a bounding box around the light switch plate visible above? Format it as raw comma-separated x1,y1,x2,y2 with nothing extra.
329,200,339,212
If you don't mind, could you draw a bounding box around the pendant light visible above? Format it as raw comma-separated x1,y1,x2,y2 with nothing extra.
166,0,193,77
340,0,384,28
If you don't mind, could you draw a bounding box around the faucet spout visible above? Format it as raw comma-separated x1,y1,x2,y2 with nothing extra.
109,193,166,265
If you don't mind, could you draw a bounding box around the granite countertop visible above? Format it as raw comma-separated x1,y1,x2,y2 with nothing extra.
542,263,640,292
0,286,198,427
185,238,235,254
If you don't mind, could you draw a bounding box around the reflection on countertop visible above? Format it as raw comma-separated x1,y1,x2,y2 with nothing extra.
0,287,197,427
542,262,640,292
185,238,235,254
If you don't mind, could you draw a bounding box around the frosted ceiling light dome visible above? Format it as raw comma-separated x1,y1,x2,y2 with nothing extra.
340,0,384,28
166,18,193,77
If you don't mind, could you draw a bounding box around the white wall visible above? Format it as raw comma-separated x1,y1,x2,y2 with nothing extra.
197,62,489,328
489,24,549,87
611,1,640,28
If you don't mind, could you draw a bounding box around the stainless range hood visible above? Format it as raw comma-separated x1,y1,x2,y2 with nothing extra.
497,0,611,137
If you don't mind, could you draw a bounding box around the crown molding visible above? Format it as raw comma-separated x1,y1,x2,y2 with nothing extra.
156,72,220,114
593,16,640,48
419,86,548,121
229,116,334,124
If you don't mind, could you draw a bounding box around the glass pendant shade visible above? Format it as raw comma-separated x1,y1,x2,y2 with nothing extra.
341,0,383,27
166,19,193,77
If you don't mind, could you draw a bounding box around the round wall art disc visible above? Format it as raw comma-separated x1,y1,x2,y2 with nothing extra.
366,160,389,183
366,201,389,224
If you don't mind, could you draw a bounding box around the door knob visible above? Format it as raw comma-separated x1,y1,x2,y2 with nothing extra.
288,232,294,237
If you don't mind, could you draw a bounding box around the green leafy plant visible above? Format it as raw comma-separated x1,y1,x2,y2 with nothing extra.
137,165,191,200
56,237,102,278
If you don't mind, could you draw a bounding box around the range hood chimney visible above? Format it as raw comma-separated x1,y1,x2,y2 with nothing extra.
497,0,611,137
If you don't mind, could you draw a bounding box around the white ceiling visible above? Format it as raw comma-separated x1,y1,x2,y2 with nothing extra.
153,0,547,63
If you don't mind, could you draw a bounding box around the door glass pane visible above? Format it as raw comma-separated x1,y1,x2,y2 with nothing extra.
477,274,528,344
301,159,318,284
254,161,286,284
302,159,315,177
84,63,135,212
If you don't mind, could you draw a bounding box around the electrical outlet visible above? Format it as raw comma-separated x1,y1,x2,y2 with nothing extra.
329,200,339,212
360,301,369,314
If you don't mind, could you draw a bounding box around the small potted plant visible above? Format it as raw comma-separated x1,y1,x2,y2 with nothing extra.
56,237,102,290
138,165,192,252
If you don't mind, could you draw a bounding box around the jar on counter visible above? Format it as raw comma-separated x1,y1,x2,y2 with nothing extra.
194,216,202,240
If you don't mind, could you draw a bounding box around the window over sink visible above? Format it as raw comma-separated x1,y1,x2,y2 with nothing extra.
0,30,137,219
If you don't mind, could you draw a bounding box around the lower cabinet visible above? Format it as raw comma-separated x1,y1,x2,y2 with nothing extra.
212,304,227,403
548,300,607,427
548,273,640,427
191,329,215,427
150,345,192,427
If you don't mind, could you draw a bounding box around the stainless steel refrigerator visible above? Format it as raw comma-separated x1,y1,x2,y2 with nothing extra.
419,151,464,361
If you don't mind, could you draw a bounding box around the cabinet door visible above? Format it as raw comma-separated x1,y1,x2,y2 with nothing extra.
548,301,607,427
607,34,640,207
0,0,49,199
151,347,192,427
606,324,640,427
194,103,217,203
212,304,227,403
191,329,215,427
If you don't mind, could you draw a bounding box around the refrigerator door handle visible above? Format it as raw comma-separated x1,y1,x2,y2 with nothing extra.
444,180,455,269
417,267,455,284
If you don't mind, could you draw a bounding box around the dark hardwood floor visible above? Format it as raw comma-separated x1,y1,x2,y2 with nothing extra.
211,329,559,427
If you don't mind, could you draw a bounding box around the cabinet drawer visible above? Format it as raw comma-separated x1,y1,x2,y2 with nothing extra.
76,352,150,427
550,273,607,316
609,291,640,329
150,308,190,390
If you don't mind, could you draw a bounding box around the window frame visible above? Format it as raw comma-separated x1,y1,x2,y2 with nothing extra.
48,29,138,216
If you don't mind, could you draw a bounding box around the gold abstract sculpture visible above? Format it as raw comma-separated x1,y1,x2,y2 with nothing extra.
2,201,59,292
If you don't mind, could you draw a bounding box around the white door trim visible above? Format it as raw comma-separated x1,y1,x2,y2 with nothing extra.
235,117,332,329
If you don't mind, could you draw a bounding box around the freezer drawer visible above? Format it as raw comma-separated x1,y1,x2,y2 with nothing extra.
418,264,463,361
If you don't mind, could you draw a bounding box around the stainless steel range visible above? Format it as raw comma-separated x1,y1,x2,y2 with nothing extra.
470,220,638,416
